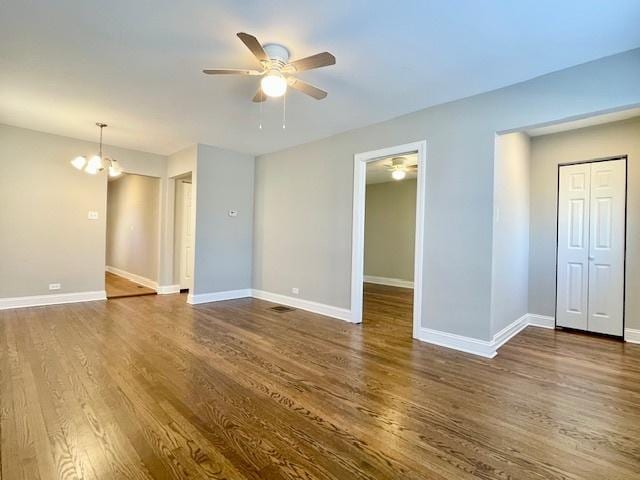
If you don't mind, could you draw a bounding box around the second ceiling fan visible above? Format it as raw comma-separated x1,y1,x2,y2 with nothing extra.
203,32,335,102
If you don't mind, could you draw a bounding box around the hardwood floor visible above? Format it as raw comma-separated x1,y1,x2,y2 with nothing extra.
105,272,157,299
1,285,639,479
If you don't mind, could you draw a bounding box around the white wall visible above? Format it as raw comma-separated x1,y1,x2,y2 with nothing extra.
490,133,531,336
364,179,416,282
192,144,254,295
529,117,640,331
106,174,161,282
253,48,640,341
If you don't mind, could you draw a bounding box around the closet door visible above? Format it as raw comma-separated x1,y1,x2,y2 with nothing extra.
556,163,591,331
587,160,626,336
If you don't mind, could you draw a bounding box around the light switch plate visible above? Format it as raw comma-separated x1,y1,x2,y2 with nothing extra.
88,211,99,220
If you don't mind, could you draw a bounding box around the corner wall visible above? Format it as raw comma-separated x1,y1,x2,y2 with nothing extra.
490,133,531,337
191,144,254,297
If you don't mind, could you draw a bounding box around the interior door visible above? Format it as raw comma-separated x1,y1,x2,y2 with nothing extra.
556,163,591,330
180,182,193,290
586,159,626,336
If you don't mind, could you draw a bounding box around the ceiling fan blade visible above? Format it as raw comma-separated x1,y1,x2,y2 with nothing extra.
237,32,269,63
288,78,328,100
283,52,335,73
252,89,266,103
203,68,262,75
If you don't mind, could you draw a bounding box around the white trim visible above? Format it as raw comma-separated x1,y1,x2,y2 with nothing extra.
0,291,106,310
187,289,252,305
526,314,556,329
251,289,354,323
416,327,497,358
416,313,557,358
351,140,426,337
106,266,158,291
157,284,181,295
363,275,414,289
492,314,530,350
625,328,640,344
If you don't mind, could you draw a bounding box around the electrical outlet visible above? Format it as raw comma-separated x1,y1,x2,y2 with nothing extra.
228,210,238,217
291,287,299,295
88,211,99,220
49,283,61,291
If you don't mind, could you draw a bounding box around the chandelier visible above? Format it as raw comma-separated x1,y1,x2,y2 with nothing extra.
70,122,123,177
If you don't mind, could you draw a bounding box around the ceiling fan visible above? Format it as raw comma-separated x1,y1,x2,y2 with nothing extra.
203,32,335,102
384,157,417,180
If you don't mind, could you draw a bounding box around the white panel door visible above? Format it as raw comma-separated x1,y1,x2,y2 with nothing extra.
587,160,626,336
556,164,591,330
180,182,193,290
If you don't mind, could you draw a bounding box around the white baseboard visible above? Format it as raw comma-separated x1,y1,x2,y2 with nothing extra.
363,275,414,289
187,289,252,305
625,328,640,344
251,289,355,323
106,266,158,290
416,313,557,358
0,291,107,310
157,284,181,295
526,314,556,329
416,327,497,358
492,314,530,350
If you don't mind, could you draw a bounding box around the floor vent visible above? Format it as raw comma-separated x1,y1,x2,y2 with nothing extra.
270,305,296,313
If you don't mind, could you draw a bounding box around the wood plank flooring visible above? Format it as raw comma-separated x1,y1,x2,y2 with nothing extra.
105,272,157,299
1,284,639,479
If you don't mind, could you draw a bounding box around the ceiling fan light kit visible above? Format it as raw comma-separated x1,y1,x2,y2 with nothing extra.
384,156,417,181
203,32,335,102
71,122,123,177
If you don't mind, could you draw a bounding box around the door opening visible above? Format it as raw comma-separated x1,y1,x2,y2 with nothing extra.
351,141,426,337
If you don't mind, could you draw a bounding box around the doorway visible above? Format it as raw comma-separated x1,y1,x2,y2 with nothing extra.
105,173,161,299
556,157,627,336
351,141,426,337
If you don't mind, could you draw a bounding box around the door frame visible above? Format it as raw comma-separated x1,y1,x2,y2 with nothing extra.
350,140,426,338
554,155,628,336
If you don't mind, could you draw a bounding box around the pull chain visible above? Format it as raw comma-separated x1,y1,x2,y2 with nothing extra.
282,89,286,129
259,90,263,130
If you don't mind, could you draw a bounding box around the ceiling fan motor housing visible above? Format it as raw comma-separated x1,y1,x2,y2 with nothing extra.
263,43,290,69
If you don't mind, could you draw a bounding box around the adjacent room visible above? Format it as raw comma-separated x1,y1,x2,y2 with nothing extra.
362,154,418,339
1,1,639,479
105,172,161,298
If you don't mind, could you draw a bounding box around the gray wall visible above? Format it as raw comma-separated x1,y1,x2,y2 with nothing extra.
364,179,416,281
529,117,640,330
193,144,254,294
0,124,165,298
491,133,530,336
253,48,640,341
106,173,161,282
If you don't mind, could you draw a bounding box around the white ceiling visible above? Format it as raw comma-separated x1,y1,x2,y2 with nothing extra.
1,0,639,156
367,154,418,185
